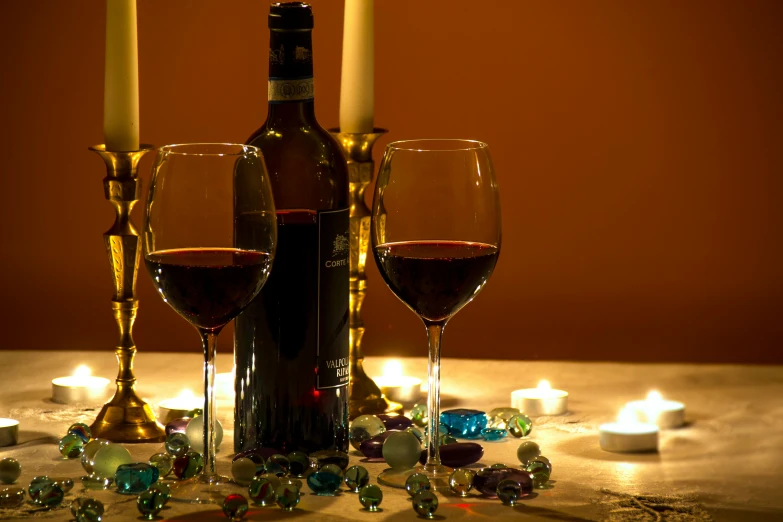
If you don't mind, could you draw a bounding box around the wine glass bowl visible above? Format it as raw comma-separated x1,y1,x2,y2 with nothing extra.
371,139,501,489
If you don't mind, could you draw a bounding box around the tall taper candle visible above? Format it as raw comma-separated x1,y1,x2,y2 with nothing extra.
104,0,140,151
339,0,374,133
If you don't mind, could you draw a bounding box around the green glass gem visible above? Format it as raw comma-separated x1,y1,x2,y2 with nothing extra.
232,458,257,485
409,404,428,427
136,488,166,519
350,415,386,450
275,484,300,511
496,478,523,506
222,493,249,520
358,484,383,511
149,452,174,478
412,490,439,518
52,477,75,493
92,443,132,480
405,472,431,497
28,476,53,502
165,433,190,457
382,431,421,470
344,465,369,493
81,439,110,475
74,498,104,522
490,463,507,469
59,433,85,458
248,475,278,506
0,458,21,484
173,451,203,480
536,455,552,473
286,451,310,477
508,414,533,438
448,468,476,496
0,487,25,509
35,483,65,508
516,441,541,466
525,457,552,487
67,423,92,443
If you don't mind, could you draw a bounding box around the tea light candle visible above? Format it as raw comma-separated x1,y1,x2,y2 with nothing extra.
599,406,659,453
51,365,111,405
0,418,19,447
511,380,569,416
627,390,685,429
373,360,421,403
215,367,235,401
158,389,202,425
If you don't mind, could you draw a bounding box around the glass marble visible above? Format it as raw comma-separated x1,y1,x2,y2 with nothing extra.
52,477,75,493
344,465,369,493
382,431,421,470
28,476,53,502
421,442,484,468
59,433,85,458
248,476,278,506
81,476,112,490
165,432,190,457
74,498,104,522
184,408,203,418
516,441,541,466
309,450,349,470
279,478,302,491
0,458,21,484
404,472,431,497
525,457,552,487
71,497,103,518
173,451,203,480
488,407,520,423
358,484,382,511
440,409,487,439
185,415,223,453
490,463,507,469
409,404,428,427
67,423,92,443
287,451,310,477
481,427,508,441
81,439,110,475
474,467,534,498
150,483,170,504
412,490,439,518
233,450,266,475
406,426,424,443
359,431,394,461
149,452,174,478
265,454,289,476
222,493,249,520
136,487,166,519
92,444,133,480
235,447,280,461
0,487,25,509
507,414,533,438
448,468,476,496
115,462,159,495
350,415,386,450
232,457,258,485
306,469,342,496
496,478,523,506
35,483,64,508
378,414,413,431
275,484,300,511
320,463,343,480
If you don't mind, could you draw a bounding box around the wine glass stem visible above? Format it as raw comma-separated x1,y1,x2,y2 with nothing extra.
199,329,219,480
424,320,445,470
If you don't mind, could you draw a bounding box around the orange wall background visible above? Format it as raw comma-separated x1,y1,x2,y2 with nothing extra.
0,1,781,363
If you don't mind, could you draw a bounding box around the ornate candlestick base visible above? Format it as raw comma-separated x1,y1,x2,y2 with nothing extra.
330,128,404,419
88,144,166,443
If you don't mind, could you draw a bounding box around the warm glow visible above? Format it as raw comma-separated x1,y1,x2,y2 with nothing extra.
178,388,196,401
73,365,91,378
646,390,663,402
617,406,641,425
538,379,552,391
383,360,404,379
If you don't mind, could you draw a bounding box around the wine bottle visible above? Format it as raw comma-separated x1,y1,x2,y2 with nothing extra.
234,2,350,454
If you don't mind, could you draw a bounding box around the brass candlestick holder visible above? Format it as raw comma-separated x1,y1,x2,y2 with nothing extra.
88,144,166,443
330,128,404,419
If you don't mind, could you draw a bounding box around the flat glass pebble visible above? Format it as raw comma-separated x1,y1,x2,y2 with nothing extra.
349,415,386,450
525,458,552,487
409,404,428,427
497,478,523,506
165,417,190,436
232,458,257,485
173,451,203,480
306,470,342,496
358,484,382,511
405,472,431,497
481,427,508,441
440,409,487,439
115,462,159,495
287,451,310,477
248,475,278,506
149,452,174,478
52,477,75,493
67,423,92,443
359,431,394,461
516,441,541,466
222,493,249,520
81,439,110,475
474,467,534,498
0,458,21,484
165,432,190,457
448,468,476,496
412,490,439,518
28,476,53,502
420,442,484,468
136,488,166,519
35,483,64,508
0,487,25,509
92,443,132,480
344,465,369,492
275,484,300,511
59,433,85,458
185,415,223,453
265,454,289,476
508,414,533,438
74,498,104,522
309,450,349,471
378,414,413,431
382,431,421,470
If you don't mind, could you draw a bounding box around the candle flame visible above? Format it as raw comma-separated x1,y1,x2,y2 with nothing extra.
617,406,642,425
646,390,663,402
537,379,552,391
178,388,196,400
74,365,91,378
383,360,403,379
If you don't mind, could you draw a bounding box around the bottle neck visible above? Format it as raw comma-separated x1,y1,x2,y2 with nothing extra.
267,28,316,124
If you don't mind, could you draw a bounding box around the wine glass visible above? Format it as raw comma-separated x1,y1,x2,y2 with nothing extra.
142,143,276,502
371,139,501,490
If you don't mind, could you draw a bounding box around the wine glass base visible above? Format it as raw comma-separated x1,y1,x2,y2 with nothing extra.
377,464,453,492
169,474,244,504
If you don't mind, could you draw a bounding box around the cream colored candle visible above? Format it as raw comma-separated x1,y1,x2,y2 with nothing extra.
339,0,374,133
104,0,140,151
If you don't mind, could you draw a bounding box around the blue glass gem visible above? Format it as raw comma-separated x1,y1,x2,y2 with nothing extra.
405,472,431,497
165,417,190,436
136,488,166,519
28,476,53,502
59,433,85,458
474,467,534,498
497,478,523,506
481,427,508,441
378,414,413,431
173,451,203,480
309,450,349,470
35,483,64,508
412,490,439,518
359,431,394,461
165,433,190,457
344,465,369,493
409,404,428,427
73,498,104,522
149,452,174,478
0,458,21,484
382,431,421,469
115,462,159,495
516,441,541,466
248,475,278,506
265,454,289,476
222,493,249,520
67,423,92,443
440,409,487,439
52,477,75,493
358,484,383,511
306,469,342,496
275,484,300,511
448,468,476,496
287,451,310,477
419,442,484,468
0,487,25,509
232,458,257,485
508,414,533,438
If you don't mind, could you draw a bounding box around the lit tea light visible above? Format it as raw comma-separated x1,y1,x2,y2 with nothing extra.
627,390,685,429
599,405,659,453
158,389,202,425
51,365,110,405
215,367,235,401
373,360,422,403
0,418,19,447
511,380,569,416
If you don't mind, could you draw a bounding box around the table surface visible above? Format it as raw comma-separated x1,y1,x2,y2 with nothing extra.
0,351,781,521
